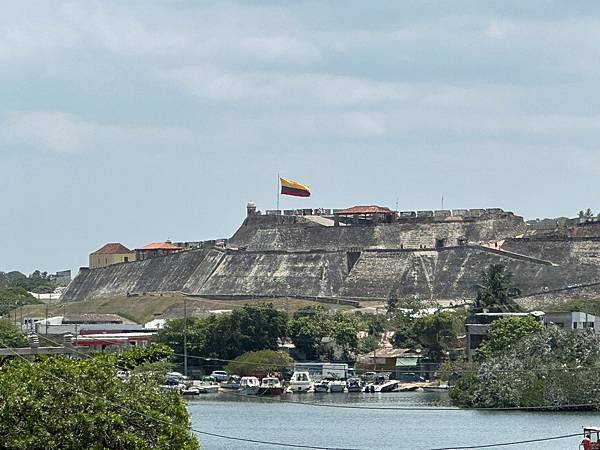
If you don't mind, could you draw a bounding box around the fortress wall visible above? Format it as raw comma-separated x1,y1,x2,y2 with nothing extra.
65,214,600,305
197,252,347,298
62,249,224,301
340,247,600,301
501,238,600,266
231,216,526,252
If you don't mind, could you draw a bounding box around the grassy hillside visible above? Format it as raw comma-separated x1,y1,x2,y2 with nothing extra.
13,294,354,324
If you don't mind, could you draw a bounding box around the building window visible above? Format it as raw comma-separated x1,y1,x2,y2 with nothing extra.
124,257,129,262
574,322,578,329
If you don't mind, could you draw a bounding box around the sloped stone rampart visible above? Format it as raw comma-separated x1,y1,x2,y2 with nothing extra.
63,249,224,301
63,216,600,304
197,252,347,298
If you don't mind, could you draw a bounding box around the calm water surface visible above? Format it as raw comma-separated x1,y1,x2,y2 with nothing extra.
188,391,600,449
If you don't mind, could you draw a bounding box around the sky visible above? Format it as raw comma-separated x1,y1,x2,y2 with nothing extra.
2,0,600,274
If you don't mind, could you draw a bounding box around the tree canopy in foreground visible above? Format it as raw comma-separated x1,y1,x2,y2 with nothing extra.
0,352,199,450
450,326,600,409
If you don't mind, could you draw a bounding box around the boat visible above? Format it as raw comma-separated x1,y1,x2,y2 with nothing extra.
422,384,449,392
239,376,261,395
181,386,201,396
257,377,284,396
364,379,399,393
160,377,185,393
328,379,346,393
190,376,220,394
580,426,600,449
220,375,242,390
346,378,362,393
314,379,330,393
288,371,312,393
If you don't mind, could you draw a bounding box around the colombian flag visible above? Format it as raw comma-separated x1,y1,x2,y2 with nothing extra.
280,177,311,197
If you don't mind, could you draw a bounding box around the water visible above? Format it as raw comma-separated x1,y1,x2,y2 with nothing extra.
188,391,600,449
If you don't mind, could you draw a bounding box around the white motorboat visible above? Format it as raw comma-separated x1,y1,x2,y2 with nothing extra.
188,376,220,394
288,371,312,393
346,378,362,393
220,375,242,390
364,380,399,393
257,377,284,396
240,376,261,395
314,379,330,393
328,379,346,393
160,378,185,393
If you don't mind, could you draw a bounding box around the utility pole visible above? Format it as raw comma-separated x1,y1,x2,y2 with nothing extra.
45,304,49,335
183,298,188,377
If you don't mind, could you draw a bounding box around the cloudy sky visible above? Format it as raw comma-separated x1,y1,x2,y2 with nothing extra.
3,1,600,273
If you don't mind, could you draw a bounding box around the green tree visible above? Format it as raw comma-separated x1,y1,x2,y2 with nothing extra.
474,264,519,311
0,287,41,316
451,327,600,409
288,306,332,361
0,271,57,294
476,316,544,361
330,312,361,360
391,313,418,350
0,355,199,449
0,319,27,347
413,311,461,362
357,335,379,355
225,350,293,377
156,303,288,369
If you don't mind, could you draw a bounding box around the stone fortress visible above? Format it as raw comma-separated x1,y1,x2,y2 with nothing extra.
63,203,600,309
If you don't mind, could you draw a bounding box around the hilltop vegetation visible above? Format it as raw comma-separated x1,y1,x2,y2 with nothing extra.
0,270,58,293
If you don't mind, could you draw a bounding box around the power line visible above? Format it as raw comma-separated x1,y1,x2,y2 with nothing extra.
220,389,600,412
0,340,590,449
168,351,600,375
427,432,582,450
0,340,358,450
18,336,600,412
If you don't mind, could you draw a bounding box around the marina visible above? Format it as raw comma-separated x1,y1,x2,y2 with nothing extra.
189,391,600,449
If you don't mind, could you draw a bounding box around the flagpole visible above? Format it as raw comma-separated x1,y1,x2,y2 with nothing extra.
277,172,280,211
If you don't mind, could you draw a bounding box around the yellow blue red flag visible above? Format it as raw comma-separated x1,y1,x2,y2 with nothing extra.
280,177,311,197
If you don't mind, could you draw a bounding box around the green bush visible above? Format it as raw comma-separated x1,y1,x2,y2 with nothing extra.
0,355,199,449
225,350,293,377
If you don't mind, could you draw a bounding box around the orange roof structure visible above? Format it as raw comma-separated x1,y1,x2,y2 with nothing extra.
91,243,132,255
138,241,182,251
334,205,394,215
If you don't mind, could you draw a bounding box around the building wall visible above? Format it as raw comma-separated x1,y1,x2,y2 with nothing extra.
89,252,136,269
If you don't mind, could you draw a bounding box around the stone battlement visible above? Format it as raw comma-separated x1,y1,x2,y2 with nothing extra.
257,206,516,223
62,206,600,305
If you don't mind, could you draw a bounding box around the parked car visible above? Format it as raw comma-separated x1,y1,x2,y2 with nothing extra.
397,372,425,382
210,370,229,382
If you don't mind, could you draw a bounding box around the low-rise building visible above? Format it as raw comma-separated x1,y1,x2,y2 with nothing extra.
89,243,136,269
544,311,598,333
465,311,545,361
135,241,183,261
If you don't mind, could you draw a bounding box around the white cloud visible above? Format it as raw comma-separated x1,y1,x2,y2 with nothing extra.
0,111,201,155
157,66,412,106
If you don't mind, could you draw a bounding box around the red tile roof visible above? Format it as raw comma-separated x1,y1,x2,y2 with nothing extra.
334,205,394,215
91,243,132,255
138,241,182,251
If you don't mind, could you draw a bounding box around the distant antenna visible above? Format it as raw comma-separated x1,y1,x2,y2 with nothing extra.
441,195,444,210
395,198,399,211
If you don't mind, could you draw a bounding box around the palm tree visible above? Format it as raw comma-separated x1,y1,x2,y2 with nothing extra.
474,264,519,311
